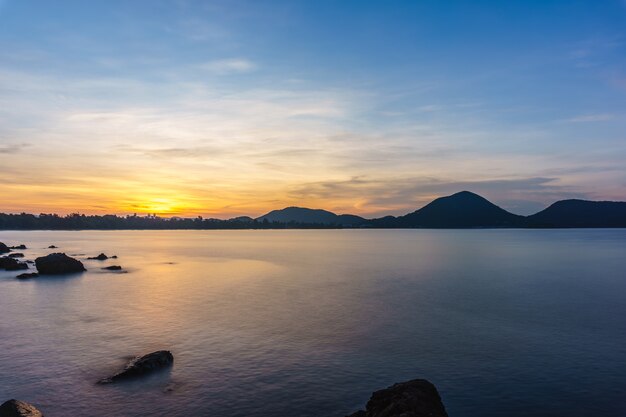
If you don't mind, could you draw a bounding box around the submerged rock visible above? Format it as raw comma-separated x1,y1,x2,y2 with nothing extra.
0,257,28,271
16,273,39,279
0,242,9,254
9,244,27,250
99,350,174,384
102,265,122,271
346,379,448,417
0,399,43,417
8,253,24,258
35,253,85,275
88,253,108,260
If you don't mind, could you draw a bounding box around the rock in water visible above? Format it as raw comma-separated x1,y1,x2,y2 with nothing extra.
102,265,122,271
35,253,85,275
346,379,448,417
99,350,174,384
88,253,108,260
9,244,27,250
0,257,28,271
16,273,39,279
47,245,57,249
8,253,24,258
0,242,9,254
0,399,43,417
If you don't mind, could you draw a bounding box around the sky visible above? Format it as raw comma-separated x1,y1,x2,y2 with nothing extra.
1,0,625,218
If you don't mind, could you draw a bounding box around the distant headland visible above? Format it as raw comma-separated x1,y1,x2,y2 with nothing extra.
1,191,625,230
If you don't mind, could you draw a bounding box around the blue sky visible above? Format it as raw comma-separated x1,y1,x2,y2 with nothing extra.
1,0,625,217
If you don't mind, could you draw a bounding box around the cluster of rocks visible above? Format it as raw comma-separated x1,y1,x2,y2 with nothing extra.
0,256,28,271
0,242,125,279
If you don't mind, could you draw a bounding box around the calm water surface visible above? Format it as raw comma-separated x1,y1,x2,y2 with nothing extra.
0,230,625,417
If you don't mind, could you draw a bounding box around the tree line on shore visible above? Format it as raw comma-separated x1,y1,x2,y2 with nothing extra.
0,212,341,230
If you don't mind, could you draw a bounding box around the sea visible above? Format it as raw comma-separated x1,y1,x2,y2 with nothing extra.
1,229,625,417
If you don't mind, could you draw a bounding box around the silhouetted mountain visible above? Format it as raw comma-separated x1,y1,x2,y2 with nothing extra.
228,216,254,222
389,191,525,228
527,199,626,227
368,215,398,228
256,207,366,226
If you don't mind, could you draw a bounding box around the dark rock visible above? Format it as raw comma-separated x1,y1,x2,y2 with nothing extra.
0,257,29,271
347,379,448,417
8,253,24,258
9,244,27,250
0,399,43,417
0,257,13,269
99,350,174,384
16,273,39,279
88,253,108,260
47,245,57,249
35,253,86,275
111,255,118,259
102,265,122,271
0,242,9,254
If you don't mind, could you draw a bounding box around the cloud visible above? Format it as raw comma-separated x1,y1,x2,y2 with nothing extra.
116,144,227,159
200,58,257,74
566,113,614,122
568,36,623,67
0,143,29,154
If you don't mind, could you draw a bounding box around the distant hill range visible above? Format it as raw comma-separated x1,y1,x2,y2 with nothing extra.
1,191,625,229
255,191,626,228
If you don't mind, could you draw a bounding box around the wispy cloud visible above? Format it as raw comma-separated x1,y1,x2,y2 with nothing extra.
566,113,614,122
200,58,257,74
568,36,623,67
0,143,29,154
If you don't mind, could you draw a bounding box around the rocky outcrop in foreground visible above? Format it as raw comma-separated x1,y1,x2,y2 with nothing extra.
99,350,174,384
347,379,448,417
0,399,43,417
0,242,9,254
35,253,85,275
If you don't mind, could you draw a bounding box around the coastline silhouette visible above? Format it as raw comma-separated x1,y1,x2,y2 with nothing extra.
1,191,624,230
